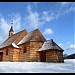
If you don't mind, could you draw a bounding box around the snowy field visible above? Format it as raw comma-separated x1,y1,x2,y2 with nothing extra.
0,59,75,73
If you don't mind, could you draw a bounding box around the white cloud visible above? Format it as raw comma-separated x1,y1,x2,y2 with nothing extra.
65,44,75,50
25,5,57,31
25,5,45,30
33,2,39,4
0,3,74,44
42,11,54,22
27,5,32,13
0,13,22,44
46,38,50,40
0,17,10,44
55,2,75,19
58,43,63,46
0,13,21,33
25,4,75,31
70,44,75,49
63,6,75,14
44,28,53,35
0,17,10,34
61,2,68,4
12,13,21,32
26,12,40,29
64,44,75,55
41,2,75,23
59,2,72,6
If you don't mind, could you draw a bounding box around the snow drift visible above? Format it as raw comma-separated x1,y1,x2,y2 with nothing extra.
0,59,75,73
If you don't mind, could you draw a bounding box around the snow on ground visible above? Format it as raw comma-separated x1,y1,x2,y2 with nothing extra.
0,59,75,73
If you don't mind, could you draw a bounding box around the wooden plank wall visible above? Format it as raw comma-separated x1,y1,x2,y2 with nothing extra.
46,50,64,62
2,47,14,61
13,48,20,62
30,41,44,62
18,42,30,62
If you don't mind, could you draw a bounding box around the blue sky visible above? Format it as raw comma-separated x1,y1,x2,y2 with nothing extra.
0,2,75,55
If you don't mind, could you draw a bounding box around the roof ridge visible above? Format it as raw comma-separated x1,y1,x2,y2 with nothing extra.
32,29,46,41
17,30,34,45
28,29,39,33
14,29,27,36
17,29,41,45
50,39,63,50
53,41,64,50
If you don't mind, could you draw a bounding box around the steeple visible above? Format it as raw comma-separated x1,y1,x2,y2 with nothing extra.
9,25,14,32
9,23,14,37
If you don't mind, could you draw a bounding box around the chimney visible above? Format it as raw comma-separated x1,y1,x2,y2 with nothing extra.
9,24,14,37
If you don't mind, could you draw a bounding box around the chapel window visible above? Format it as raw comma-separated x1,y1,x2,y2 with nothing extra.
23,45,27,53
6,49,8,55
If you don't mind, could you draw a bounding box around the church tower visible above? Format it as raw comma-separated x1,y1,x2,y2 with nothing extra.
9,24,14,37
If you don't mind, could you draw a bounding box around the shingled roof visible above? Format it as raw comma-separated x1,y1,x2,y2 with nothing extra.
17,30,34,45
39,39,64,51
18,29,46,45
0,28,46,49
0,30,27,49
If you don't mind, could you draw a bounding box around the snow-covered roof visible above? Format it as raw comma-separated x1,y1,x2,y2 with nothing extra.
39,39,63,51
12,43,19,48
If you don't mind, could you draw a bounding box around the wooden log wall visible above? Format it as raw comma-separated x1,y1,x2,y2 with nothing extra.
30,41,44,62
2,46,14,61
46,50,64,62
18,42,30,62
13,48,20,62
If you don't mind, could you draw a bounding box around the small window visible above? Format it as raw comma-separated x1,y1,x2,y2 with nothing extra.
23,45,26,53
6,49,8,55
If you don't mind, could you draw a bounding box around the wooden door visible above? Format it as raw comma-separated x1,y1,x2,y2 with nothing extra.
40,51,46,62
0,52,3,61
